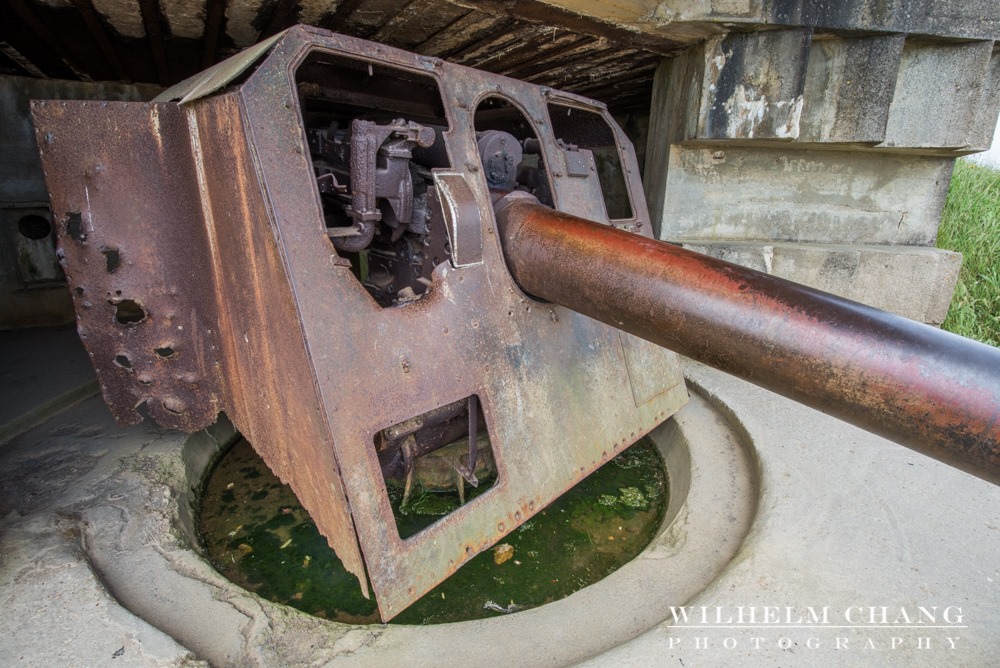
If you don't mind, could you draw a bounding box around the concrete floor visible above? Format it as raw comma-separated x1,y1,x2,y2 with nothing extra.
0,328,998,667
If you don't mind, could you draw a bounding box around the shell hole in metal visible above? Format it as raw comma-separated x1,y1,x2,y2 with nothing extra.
198,434,667,624
65,211,84,242
101,246,121,273
111,298,146,325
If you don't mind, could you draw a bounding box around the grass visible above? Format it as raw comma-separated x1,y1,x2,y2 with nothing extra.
937,159,1000,347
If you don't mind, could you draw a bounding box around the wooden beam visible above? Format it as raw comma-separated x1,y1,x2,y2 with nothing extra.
137,0,169,85
201,0,228,69
444,20,519,62
371,0,423,43
6,0,92,80
506,42,611,81
444,0,680,55
69,0,132,82
325,0,368,32
497,35,593,77
261,0,298,39
413,11,504,57
0,41,47,78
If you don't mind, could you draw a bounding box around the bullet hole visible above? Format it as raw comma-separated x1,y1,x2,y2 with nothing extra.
112,299,146,325
66,212,85,242
101,247,121,273
18,214,51,240
74,286,85,295
134,399,153,421
114,354,133,369
155,346,176,358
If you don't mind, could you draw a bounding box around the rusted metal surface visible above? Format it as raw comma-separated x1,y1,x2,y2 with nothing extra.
32,25,687,619
30,100,225,431
496,197,1000,485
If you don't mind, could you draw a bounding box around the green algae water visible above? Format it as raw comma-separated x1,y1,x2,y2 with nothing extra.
199,436,667,624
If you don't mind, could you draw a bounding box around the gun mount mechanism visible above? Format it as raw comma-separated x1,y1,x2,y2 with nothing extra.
31,25,1000,621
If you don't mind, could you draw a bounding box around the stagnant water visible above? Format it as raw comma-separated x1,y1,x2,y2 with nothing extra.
199,436,667,624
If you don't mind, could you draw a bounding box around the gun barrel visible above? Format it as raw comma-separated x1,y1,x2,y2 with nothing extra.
496,196,1000,485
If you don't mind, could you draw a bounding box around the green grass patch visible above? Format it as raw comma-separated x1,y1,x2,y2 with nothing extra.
937,159,1000,346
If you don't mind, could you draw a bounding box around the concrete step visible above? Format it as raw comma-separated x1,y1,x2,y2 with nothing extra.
650,145,954,246
676,240,961,326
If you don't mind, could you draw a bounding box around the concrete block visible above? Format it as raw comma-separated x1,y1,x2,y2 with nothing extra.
882,40,997,150
789,0,1000,41
798,35,905,144
655,145,953,246
697,29,812,140
677,240,962,325
970,50,1000,152
534,0,1000,43
644,49,701,232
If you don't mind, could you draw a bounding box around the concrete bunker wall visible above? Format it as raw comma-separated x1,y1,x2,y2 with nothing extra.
642,31,1000,326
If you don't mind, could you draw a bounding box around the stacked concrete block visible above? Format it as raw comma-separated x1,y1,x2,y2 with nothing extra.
644,29,1000,325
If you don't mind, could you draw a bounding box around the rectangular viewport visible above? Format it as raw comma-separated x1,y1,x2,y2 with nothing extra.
373,396,495,539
